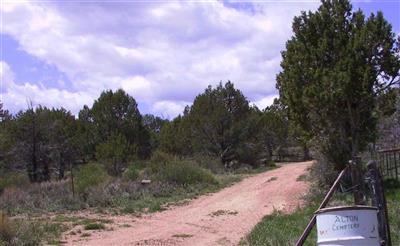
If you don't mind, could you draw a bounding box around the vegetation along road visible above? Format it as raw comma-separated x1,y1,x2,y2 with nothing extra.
64,161,312,246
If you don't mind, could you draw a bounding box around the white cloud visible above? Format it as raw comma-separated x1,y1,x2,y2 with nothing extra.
151,100,191,119
1,61,92,114
1,1,319,116
253,94,279,110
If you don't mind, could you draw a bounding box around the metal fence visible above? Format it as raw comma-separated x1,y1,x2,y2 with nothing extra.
377,147,400,180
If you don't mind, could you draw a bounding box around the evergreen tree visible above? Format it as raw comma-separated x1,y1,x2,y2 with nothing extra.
277,0,400,169
142,114,168,152
188,81,252,165
90,89,151,159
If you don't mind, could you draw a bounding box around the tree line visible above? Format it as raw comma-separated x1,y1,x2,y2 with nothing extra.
0,83,299,183
1,0,399,185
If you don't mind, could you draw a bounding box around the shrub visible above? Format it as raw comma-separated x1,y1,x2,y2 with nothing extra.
0,180,83,214
122,165,139,181
155,160,218,186
75,163,109,194
84,223,105,230
150,151,175,167
95,133,134,176
0,173,30,194
193,155,224,174
309,156,339,189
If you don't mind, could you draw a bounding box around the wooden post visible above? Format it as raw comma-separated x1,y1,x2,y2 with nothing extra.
393,152,400,180
295,166,349,246
70,161,75,198
366,161,391,246
386,153,389,177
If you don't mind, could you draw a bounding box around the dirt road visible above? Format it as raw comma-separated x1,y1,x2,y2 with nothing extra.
65,161,312,246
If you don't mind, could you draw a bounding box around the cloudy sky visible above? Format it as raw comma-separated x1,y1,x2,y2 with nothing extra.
1,0,399,118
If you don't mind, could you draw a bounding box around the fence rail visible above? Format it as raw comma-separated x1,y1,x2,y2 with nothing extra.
377,147,400,181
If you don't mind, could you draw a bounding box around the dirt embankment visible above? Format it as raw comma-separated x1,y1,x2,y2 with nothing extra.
64,161,312,246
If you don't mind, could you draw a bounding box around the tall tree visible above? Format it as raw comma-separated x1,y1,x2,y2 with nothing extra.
188,81,252,165
159,112,193,156
0,102,13,171
277,0,400,169
12,106,52,182
91,89,151,159
75,105,97,162
47,108,78,179
142,114,168,152
260,99,290,159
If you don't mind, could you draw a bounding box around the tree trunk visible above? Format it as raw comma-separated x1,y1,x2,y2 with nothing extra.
303,144,311,161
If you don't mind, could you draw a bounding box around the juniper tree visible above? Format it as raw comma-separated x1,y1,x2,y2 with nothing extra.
277,0,400,169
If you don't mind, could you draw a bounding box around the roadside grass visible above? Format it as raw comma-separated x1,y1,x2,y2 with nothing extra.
84,223,105,230
0,156,278,246
0,157,274,216
242,179,400,246
0,216,68,246
242,204,318,246
384,179,400,244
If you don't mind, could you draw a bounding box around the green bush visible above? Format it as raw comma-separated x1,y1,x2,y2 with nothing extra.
0,173,30,193
122,165,139,181
0,217,64,246
193,155,224,174
84,223,105,230
155,160,218,186
95,133,134,176
75,163,109,194
150,151,175,168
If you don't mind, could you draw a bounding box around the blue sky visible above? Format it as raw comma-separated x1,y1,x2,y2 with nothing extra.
1,0,399,118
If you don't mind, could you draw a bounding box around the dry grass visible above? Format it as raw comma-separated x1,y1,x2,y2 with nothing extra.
0,211,14,242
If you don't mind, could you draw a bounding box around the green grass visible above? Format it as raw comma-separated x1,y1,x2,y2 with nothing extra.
0,172,30,192
0,218,67,246
118,169,256,215
243,179,400,246
243,205,318,246
84,223,105,230
0,160,279,245
384,179,400,244
75,163,109,194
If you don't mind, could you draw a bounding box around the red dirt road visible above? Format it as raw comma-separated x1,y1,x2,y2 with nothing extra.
65,161,312,246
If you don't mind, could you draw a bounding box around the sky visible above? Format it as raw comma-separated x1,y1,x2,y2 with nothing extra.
1,0,399,119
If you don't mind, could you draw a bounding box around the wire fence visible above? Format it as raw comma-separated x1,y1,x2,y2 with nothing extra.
377,147,400,181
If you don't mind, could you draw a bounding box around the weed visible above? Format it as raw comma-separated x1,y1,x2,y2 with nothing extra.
75,163,110,194
0,173,30,194
244,180,400,246
296,174,308,182
84,223,105,230
154,160,219,186
122,165,140,181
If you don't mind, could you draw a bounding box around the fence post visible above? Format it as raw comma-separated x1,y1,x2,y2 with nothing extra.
393,152,400,180
366,161,391,246
70,161,75,198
